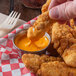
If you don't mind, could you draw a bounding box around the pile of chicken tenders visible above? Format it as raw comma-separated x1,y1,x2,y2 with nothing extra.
22,0,76,76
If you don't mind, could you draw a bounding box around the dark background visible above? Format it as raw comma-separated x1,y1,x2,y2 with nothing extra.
0,0,41,21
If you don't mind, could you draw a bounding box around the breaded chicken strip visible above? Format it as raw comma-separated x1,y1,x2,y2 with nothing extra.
52,22,76,67
52,22,73,54
37,61,76,76
22,54,62,73
27,11,56,41
27,0,54,41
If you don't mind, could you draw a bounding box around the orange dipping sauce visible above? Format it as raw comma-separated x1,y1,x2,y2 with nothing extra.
14,35,49,52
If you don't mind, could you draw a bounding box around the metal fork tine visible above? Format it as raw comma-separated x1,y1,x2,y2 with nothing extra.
11,13,21,28
0,11,21,29
7,11,16,24
3,11,14,24
9,12,18,25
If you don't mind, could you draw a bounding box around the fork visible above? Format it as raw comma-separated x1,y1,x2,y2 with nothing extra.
0,11,21,29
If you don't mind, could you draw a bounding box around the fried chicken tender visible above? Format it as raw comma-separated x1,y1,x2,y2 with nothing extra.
52,22,73,54
27,0,53,41
63,44,76,67
22,54,62,73
27,11,56,41
37,61,76,76
52,22,76,67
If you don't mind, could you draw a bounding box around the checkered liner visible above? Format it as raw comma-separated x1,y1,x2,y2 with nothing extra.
0,17,37,76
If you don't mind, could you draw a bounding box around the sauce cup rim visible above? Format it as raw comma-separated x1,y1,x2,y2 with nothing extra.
13,29,51,54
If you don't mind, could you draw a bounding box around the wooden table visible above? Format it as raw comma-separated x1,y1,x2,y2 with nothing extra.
0,0,41,21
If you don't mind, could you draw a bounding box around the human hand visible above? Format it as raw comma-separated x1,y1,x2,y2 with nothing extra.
49,0,76,23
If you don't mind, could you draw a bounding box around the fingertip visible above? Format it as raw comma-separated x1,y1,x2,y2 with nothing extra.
49,7,59,19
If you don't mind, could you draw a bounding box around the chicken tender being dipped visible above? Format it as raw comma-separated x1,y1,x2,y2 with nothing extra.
27,11,56,41
27,0,52,41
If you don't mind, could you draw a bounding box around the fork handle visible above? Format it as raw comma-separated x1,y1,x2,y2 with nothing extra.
10,0,14,13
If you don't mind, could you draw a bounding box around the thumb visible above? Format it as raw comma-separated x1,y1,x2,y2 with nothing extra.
49,1,76,20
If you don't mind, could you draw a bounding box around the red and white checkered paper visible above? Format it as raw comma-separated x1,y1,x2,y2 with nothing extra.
0,17,37,76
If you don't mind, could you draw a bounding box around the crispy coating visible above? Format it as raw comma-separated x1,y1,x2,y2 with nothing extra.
63,44,76,67
70,19,75,28
37,61,76,76
22,54,62,73
41,0,51,13
52,22,76,67
52,22,74,54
